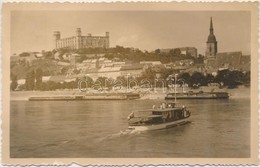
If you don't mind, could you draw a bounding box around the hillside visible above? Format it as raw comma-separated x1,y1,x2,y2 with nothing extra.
11,59,62,79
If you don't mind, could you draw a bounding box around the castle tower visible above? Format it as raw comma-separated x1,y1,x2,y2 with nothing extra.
105,32,110,48
205,17,218,58
75,28,82,49
76,28,81,37
53,31,61,49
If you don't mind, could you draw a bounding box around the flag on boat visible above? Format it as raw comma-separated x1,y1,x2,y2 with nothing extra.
127,112,134,120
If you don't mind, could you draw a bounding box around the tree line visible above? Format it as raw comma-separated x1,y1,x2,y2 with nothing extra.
44,46,202,64
11,68,250,91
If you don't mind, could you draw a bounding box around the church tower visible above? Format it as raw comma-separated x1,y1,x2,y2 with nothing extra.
205,17,217,58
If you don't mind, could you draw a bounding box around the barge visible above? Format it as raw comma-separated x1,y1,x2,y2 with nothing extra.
165,91,229,100
28,93,140,101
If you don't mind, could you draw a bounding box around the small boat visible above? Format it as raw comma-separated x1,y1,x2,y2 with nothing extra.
127,102,191,131
127,74,191,131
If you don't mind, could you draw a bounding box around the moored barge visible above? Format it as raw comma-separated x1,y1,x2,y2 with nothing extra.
28,93,140,101
165,91,229,100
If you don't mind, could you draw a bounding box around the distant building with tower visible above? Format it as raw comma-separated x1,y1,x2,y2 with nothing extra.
206,17,218,58
205,17,250,71
205,17,218,66
160,47,198,58
53,28,109,50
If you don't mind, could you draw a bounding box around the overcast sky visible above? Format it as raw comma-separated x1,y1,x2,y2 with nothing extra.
11,11,250,55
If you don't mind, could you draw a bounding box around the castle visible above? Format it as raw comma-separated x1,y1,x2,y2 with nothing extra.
53,28,109,50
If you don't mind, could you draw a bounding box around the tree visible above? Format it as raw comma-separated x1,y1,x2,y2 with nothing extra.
170,48,181,57
77,76,94,91
115,76,127,87
95,77,111,88
205,74,215,84
160,68,174,80
35,68,43,90
155,49,161,55
215,69,242,88
44,51,53,59
190,72,207,87
73,68,81,75
10,73,18,91
104,53,115,60
25,70,35,90
19,52,30,57
60,67,69,75
140,67,157,81
178,72,191,86
243,71,250,86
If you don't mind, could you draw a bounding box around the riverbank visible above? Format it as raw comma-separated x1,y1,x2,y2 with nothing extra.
10,86,250,101
10,90,85,101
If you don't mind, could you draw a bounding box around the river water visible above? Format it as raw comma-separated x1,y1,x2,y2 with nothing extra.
10,98,250,158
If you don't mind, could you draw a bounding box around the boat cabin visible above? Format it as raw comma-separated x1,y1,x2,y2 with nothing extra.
128,102,190,126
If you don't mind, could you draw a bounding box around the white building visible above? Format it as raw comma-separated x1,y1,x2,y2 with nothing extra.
98,66,122,79
140,61,162,66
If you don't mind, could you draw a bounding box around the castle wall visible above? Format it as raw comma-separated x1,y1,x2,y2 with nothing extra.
56,37,77,49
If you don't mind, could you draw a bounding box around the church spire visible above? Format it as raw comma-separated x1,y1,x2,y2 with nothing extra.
210,17,214,35
207,17,217,43
206,16,218,58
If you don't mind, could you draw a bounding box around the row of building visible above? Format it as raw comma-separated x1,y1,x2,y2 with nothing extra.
14,55,196,86
15,62,155,85
159,47,198,58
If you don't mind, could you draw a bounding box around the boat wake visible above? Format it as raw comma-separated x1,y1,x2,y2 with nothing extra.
119,128,144,135
97,121,192,143
96,128,144,142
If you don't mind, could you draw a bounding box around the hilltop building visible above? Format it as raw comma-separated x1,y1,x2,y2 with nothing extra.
160,47,198,58
53,28,109,50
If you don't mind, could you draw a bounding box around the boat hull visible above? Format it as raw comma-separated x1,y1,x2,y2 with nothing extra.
128,117,190,131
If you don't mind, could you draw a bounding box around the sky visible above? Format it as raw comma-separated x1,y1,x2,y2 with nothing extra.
11,11,251,55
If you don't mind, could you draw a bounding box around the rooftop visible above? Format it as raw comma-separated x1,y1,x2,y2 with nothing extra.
121,64,144,71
